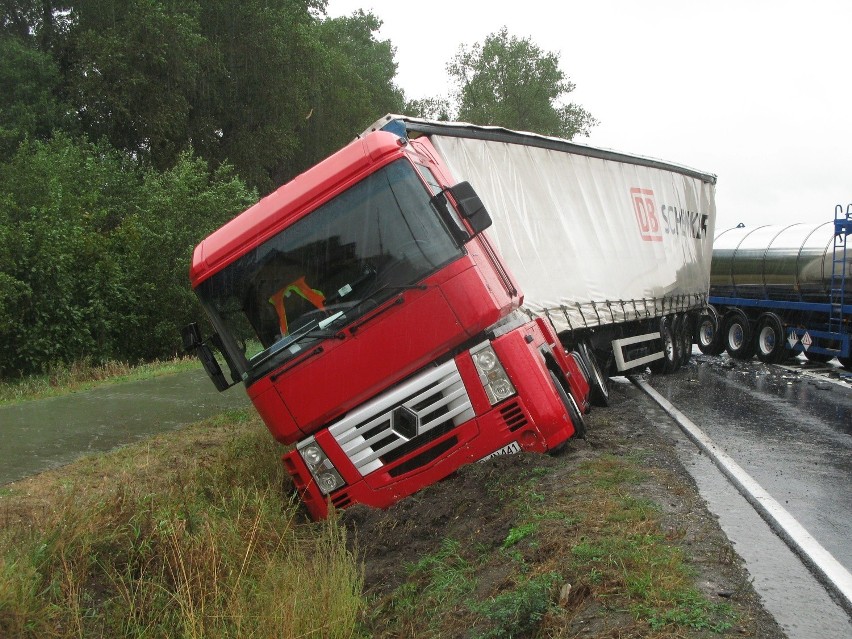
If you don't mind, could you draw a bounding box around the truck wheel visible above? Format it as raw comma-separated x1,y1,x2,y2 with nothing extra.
650,316,680,374
696,307,724,355
754,313,787,364
549,370,586,439
839,356,852,371
578,340,609,407
724,310,755,360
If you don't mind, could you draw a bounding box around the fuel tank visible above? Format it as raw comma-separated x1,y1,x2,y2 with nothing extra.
710,222,851,302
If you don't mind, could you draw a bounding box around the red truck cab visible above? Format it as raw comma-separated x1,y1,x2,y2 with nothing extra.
186,130,589,519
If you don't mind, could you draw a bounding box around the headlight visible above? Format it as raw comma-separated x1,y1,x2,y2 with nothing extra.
470,343,516,406
301,445,324,470
474,349,498,372
316,470,344,494
490,378,515,401
297,437,345,495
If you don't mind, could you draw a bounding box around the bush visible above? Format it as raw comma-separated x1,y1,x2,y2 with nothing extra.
112,153,256,361
0,136,255,378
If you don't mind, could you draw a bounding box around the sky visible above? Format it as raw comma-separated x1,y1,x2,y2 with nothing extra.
324,0,852,234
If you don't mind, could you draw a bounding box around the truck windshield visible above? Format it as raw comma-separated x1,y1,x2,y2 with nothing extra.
195,159,464,377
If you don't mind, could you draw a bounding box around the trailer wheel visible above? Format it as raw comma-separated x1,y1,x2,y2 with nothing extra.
754,313,787,364
549,370,586,439
578,339,609,407
696,307,724,355
650,316,680,373
724,310,755,360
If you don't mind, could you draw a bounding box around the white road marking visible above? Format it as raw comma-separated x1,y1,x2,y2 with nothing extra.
632,376,852,617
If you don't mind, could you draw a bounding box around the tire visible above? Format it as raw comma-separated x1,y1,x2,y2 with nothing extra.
577,339,610,407
549,370,586,439
696,307,724,356
754,313,787,364
724,310,755,360
649,316,680,374
804,351,833,364
840,356,852,371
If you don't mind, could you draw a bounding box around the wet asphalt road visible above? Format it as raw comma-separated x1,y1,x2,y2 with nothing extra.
645,354,852,637
648,355,852,575
0,369,248,485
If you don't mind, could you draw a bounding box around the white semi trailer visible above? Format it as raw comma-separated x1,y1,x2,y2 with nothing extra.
366,116,717,392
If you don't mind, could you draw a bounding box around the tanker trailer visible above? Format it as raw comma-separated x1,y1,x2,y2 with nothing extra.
697,204,852,370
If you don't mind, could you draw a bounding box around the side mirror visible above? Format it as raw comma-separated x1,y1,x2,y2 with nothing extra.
182,323,203,351
447,181,492,235
181,322,234,392
197,343,231,392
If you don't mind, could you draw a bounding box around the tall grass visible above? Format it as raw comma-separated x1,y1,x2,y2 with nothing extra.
0,413,363,638
0,356,200,404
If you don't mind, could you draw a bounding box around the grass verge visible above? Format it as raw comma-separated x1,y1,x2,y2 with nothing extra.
0,356,199,405
0,408,363,638
357,452,737,638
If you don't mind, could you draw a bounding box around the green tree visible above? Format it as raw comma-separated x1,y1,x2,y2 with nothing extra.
295,10,405,171
60,0,205,170
0,0,420,375
190,0,325,192
0,35,66,159
405,96,452,121
3,1,411,191
447,27,597,138
0,134,137,375
0,134,255,377
113,153,256,361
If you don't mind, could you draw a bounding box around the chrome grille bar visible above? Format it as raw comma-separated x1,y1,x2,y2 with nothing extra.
328,360,474,475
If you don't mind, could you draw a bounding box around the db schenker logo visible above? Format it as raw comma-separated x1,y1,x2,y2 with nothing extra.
630,187,662,242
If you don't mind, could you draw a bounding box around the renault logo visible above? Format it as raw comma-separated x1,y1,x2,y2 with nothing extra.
391,406,419,440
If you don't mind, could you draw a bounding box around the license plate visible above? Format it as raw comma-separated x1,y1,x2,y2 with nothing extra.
479,441,521,462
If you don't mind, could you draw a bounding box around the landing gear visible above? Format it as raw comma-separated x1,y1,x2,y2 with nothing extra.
677,314,693,366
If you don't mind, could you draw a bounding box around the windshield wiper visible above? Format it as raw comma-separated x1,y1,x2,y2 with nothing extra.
378,283,427,291
297,328,346,341
288,311,347,345
358,282,427,306
252,312,346,367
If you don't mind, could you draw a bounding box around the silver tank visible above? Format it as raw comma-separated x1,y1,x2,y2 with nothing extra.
710,222,851,301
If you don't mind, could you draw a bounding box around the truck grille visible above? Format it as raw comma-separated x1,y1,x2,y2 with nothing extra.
328,360,474,476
